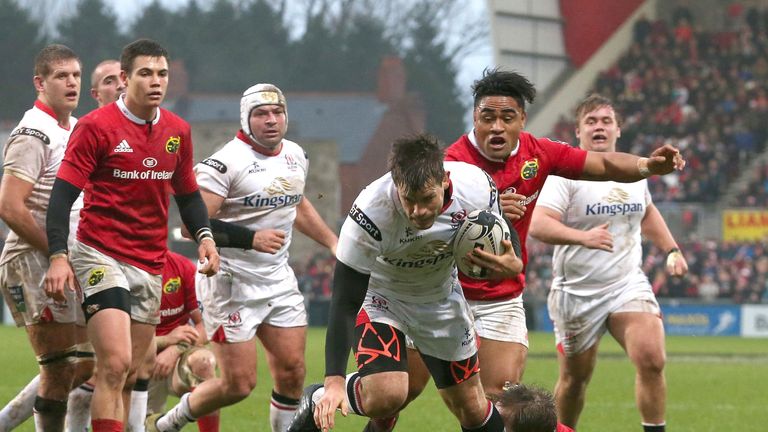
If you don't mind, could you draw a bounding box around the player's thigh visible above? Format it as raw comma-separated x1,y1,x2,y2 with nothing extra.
257,323,307,371
405,347,431,404
211,338,258,383
26,321,79,356
87,308,132,360
477,338,527,393
129,320,156,373
608,310,665,367
435,373,488,424
557,343,599,384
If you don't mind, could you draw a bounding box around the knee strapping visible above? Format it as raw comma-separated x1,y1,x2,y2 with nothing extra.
36,345,78,367
74,341,95,362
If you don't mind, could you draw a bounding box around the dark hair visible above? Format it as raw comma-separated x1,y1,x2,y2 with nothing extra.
121,38,168,74
34,44,80,78
388,134,445,195
488,383,557,432
575,93,622,127
472,68,536,110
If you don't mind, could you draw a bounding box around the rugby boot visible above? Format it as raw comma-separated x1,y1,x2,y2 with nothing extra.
287,383,323,432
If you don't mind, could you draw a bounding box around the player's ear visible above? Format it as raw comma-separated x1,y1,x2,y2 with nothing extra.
33,75,44,93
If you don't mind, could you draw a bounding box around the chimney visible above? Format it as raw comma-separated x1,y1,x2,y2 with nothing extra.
377,56,406,104
167,59,189,99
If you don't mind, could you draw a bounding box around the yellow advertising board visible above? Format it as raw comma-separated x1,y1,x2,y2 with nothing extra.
722,210,768,241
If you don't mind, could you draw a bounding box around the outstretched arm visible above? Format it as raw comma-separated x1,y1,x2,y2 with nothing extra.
580,144,685,182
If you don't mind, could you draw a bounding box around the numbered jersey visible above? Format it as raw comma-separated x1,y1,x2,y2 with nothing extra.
195,131,308,283
1,101,78,264
537,176,652,296
336,161,502,303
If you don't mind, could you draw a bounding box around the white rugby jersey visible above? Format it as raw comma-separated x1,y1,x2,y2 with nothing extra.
1,102,81,264
537,176,652,296
195,132,308,282
336,161,502,303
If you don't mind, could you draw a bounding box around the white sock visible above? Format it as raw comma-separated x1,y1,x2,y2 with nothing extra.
65,383,93,432
156,393,195,432
345,372,365,416
0,375,39,430
269,391,299,432
128,390,148,432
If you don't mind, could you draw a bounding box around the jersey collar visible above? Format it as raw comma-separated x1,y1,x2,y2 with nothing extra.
468,128,519,163
236,130,283,156
34,100,72,131
117,94,161,126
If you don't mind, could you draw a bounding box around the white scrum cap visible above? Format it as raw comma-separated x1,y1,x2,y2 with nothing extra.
240,83,287,142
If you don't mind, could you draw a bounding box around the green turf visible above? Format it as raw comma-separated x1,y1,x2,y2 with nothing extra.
0,326,766,431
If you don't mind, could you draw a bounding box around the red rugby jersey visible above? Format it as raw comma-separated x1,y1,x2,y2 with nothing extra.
445,131,587,300
156,251,198,336
57,98,198,273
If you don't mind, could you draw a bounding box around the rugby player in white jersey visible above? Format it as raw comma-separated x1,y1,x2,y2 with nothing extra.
0,44,94,431
530,94,688,432
287,134,523,432
146,83,338,432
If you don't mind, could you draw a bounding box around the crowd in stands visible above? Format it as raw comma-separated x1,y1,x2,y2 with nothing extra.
551,5,768,206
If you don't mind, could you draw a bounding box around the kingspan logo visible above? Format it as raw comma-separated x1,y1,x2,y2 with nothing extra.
381,240,452,268
585,187,644,216
243,178,302,209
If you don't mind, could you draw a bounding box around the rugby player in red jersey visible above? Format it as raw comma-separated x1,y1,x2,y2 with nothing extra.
44,39,219,432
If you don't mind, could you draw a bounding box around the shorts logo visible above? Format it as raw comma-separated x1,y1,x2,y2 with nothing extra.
520,158,539,180
11,127,50,145
201,158,227,173
88,268,105,286
142,157,158,168
86,304,100,315
7,285,26,312
349,204,381,241
228,311,241,325
371,295,389,312
165,136,181,153
163,277,181,294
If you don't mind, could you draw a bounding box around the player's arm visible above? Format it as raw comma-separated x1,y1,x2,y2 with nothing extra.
640,204,687,276
530,205,614,252
295,197,338,256
189,309,208,346
580,144,685,182
316,261,369,428
174,189,219,275
0,174,47,252
44,178,83,301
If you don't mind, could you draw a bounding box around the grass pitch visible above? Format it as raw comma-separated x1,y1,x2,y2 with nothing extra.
0,326,766,431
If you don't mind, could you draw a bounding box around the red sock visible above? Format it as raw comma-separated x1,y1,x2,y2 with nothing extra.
197,412,220,432
92,418,123,432
557,422,575,432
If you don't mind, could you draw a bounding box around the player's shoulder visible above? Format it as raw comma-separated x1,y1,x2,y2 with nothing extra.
444,134,471,159
9,107,60,146
445,160,492,184
159,108,191,130
520,130,571,148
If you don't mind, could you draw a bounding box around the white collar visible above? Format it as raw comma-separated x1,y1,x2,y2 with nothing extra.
117,94,161,126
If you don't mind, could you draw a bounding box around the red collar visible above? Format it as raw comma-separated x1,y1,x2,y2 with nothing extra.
34,100,70,130
236,130,282,156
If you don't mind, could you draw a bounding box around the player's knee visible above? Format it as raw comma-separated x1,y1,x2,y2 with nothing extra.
636,351,666,376
96,356,131,389
361,388,407,418
273,360,306,390
221,372,256,400
37,346,79,397
72,342,95,386
185,348,217,381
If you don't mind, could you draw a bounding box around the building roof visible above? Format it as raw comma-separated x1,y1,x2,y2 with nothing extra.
173,93,387,164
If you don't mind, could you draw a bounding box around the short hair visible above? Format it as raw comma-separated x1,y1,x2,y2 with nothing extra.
91,59,120,88
34,44,80,78
488,383,557,432
388,134,445,196
121,38,168,75
472,68,536,110
574,93,622,127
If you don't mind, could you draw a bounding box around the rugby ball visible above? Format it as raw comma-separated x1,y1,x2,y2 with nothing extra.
453,209,510,279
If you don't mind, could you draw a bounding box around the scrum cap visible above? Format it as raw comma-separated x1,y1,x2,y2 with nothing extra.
240,83,287,142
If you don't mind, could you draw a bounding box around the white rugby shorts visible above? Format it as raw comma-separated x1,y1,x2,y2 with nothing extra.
0,249,84,326
70,241,162,325
548,274,661,356
364,279,477,362
197,266,307,343
467,295,529,347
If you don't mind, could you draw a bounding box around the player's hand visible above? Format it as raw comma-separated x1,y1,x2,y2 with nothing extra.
500,192,526,220
647,144,686,175
464,239,523,279
252,229,286,254
314,376,348,432
167,324,199,345
197,238,219,276
44,256,78,302
152,347,181,380
580,223,613,252
666,250,688,277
